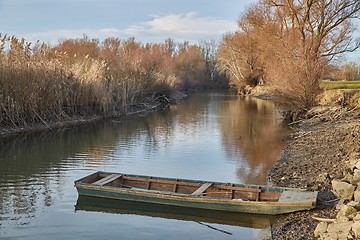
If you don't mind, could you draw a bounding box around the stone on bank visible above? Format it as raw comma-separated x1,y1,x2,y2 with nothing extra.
315,159,360,239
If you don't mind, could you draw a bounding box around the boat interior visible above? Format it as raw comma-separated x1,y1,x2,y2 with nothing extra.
78,172,281,202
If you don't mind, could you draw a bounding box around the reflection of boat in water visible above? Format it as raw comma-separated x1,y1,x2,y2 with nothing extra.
75,195,273,229
74,171,318,215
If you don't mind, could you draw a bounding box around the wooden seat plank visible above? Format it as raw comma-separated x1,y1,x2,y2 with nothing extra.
192,182,213,195
219,185,261,193
93,174,122,186
278,190,317,203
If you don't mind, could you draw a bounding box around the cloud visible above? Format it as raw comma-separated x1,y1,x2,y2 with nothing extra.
123,12,237,42
22,12,237,44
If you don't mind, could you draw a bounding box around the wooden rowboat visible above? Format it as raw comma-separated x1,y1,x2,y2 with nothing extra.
74,171,318,215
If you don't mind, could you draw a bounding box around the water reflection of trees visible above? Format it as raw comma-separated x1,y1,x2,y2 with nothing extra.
140,93,211,152
0,93,286,228
0,123,122,226
217,96,288,184
0,121,161,226
0,95,210,227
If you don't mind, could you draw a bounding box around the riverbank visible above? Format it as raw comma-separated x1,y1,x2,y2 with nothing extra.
268,106,360,239
0,91,187,141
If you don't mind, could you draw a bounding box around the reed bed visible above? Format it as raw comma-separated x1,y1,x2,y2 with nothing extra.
0,35,221,130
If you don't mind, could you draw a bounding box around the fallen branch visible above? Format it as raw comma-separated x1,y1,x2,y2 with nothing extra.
320,198,340,203
293,131,313,139
349,106,360,112
311,216,336,223
288,119,305,125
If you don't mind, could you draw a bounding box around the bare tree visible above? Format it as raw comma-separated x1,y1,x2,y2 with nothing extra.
267,0,360,59
217,33,247,88
268,0,360,111
217,31,265,92
219,0,360,112
340,62,360,80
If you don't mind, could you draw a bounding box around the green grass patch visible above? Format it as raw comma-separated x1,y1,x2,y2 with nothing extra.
320,80,360,90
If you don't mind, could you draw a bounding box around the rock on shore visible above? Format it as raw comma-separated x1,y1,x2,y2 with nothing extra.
269,106,360,239
314,159,360,239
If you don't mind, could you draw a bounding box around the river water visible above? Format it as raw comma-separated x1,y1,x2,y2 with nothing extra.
0,91,288,240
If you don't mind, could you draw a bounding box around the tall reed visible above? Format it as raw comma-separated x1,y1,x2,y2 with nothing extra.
0,35,222,130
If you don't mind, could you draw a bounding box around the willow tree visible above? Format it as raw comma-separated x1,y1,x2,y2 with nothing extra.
217,31,265,92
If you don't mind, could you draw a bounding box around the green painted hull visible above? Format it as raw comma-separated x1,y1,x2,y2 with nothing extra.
74,171,318,215
75,185,311,215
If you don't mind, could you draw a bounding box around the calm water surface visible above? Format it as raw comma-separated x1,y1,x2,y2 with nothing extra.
0,92,288,240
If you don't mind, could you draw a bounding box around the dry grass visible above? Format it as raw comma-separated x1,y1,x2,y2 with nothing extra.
348,92,360,110
319,81,360,110
0,35,221,129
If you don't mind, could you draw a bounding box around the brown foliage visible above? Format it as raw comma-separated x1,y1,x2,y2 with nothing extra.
174,44,208,89
0,35,223,129
217,32,265,89
218,0,360,111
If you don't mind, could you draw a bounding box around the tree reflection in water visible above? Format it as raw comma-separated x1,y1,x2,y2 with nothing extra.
217,96,289,184
0,92,288,235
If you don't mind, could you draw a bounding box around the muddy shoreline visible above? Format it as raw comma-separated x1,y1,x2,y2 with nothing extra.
268,106,360,239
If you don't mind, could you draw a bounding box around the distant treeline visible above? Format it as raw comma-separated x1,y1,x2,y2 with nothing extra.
0,35,227,129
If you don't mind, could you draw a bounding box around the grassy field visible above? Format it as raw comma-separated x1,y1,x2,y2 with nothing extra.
320,80,360,90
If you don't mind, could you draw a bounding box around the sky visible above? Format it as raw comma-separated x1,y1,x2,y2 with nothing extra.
0,0,256,44
0,0,359,61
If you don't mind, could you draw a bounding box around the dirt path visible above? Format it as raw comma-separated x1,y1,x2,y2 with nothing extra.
268,107,360,239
